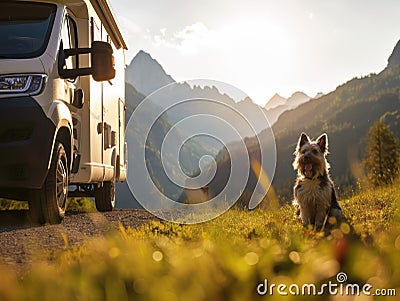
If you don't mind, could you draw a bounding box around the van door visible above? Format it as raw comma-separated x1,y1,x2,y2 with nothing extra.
101,26,118,181
92,25,117,211
88,17,105,181
61,13,81,164
88,22,116,182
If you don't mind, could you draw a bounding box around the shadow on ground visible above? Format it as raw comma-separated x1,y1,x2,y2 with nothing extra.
0,210,38,230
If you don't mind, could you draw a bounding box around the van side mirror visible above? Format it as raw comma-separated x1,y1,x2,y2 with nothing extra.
58,41,116,82
91,41,115,81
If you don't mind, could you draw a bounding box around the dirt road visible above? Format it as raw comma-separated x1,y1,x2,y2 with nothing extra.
0,209,156,273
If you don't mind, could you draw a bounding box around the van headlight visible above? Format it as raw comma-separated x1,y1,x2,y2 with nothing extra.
0,74,47,96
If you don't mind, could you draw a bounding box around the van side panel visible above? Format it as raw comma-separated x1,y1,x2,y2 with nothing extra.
70,2,126,184
70,12,104,183
102,27,126,182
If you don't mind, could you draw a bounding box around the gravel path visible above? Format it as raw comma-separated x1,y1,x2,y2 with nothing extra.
0,209,157,273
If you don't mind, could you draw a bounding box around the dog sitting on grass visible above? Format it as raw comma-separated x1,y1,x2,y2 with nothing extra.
292,132,343,229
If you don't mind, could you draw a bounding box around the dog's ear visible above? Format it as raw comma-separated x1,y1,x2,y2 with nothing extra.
297,132,310,150
317,133,328,154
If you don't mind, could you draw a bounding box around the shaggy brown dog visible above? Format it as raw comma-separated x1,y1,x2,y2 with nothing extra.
293,133,342,229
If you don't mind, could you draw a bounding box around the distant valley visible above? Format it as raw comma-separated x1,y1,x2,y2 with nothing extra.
117,50,311,207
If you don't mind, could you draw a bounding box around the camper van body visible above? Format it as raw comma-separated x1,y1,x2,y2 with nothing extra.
0,0,127,223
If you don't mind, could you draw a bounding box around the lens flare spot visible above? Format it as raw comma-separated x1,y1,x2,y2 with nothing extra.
244,252,259,265
152,250,163,262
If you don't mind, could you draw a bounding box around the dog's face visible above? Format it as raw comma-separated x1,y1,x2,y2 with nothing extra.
293,133,329,178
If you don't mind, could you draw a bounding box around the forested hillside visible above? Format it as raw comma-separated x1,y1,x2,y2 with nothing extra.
212,40,400,202
270,40,400,198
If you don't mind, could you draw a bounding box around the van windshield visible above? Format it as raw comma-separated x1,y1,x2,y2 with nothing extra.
0,2,56,59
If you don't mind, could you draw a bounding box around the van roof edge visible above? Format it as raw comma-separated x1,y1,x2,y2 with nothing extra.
89,0,128,50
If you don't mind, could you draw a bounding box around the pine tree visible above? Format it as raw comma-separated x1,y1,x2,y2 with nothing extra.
364,121,400,186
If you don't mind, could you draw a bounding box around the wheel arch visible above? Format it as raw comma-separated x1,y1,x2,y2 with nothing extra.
47,101,73,173
56,127,73,173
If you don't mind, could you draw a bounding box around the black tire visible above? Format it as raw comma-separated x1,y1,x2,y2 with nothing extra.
94,180,115,212
29,142,68,224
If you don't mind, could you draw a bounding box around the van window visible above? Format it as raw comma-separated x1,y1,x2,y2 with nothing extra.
0,1,56,59
61,15,78,69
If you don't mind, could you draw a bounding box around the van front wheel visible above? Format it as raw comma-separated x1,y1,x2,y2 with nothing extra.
94,180,115,212
29,142,68,224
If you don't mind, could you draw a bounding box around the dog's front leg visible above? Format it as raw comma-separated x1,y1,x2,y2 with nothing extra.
299,204,313,226
315,203,330,229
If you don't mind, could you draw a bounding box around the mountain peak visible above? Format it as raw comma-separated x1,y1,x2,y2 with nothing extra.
290,91,309,98
314,92,324,99
126,50,175,96
388,40,400,68
242,96,253,103
272,93,284,100
265,93,287,109
136,49,150,56
286,91,311,109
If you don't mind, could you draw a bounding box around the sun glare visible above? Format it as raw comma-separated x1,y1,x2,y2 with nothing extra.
216,18,292,105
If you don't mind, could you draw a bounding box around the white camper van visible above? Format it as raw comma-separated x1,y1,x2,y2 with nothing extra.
0,0,128,223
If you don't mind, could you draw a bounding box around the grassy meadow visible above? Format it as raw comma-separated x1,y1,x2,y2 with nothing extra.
1,182,400,301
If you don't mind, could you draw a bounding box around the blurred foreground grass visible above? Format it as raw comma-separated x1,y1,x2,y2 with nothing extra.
1,182,400,301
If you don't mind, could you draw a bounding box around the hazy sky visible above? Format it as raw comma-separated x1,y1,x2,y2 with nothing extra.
110,0,400,106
